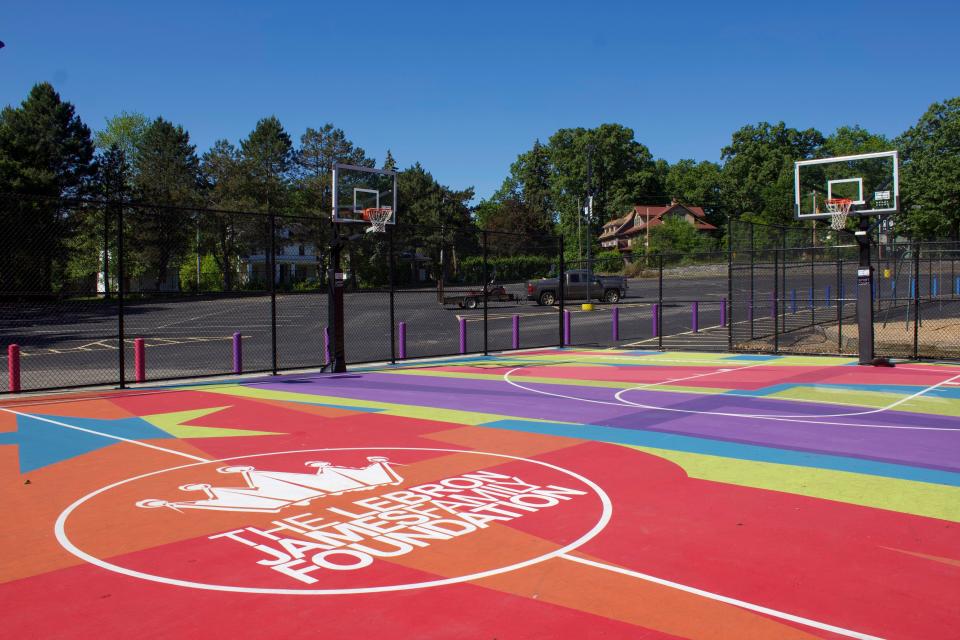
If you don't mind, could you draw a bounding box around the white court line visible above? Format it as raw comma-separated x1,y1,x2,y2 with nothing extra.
0,407,210,462
503,366,960,432
614,372,960,420
560,555,883,640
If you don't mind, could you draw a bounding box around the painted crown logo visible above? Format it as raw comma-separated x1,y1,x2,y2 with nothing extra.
136,457,402,514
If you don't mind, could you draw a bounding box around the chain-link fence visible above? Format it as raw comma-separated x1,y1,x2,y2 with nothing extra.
3,196,960,394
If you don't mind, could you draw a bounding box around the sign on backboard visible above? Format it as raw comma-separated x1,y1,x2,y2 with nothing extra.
794,150,899,221
332,163,397,225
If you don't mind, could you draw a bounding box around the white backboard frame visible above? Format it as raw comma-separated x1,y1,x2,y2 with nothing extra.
794,150,899,220
332,163,398,225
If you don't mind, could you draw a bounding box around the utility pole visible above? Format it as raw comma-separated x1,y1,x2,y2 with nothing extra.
585,144,595,277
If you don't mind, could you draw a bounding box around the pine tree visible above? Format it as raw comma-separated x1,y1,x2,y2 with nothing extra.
0,83,95,292
131,117,200,290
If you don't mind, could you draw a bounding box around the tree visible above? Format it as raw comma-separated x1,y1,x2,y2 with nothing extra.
721,121,824,225
66,144,132,290
292,124,373,286
0,83,96,292
546,124,662,260
897,97,960,239
131,117,201,290
648,215,715,255
666,159,724,224
382,149,397,172
822,125,892,157
294,123,372,214
93,111,149,171
240,116,294,211
394,163,475,284
200,140,246,290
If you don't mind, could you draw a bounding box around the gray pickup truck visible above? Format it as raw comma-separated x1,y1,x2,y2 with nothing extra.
526,269,628,305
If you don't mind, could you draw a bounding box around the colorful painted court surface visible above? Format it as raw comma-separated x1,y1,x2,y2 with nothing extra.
1,348,959,639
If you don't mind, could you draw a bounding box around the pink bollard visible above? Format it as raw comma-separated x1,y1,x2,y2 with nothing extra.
8,344,21,393
134,338,146,383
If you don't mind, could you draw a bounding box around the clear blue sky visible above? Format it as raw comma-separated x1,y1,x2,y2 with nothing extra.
2,0,957,202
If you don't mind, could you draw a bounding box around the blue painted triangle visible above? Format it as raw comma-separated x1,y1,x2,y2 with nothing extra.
0,414,173,473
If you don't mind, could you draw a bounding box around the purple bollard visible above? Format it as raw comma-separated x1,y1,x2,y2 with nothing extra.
652,303,659,337
323,326,330,365
459,317,467,354
563,310,571,345
512,315,520,349
692,301,699,333
232,332,242,374
720,298,727,327
612,307,619,341
134,338,146,383
398,322,407,359
8,344,21,393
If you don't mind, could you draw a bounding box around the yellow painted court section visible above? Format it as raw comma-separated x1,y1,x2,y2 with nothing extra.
626,444,960,522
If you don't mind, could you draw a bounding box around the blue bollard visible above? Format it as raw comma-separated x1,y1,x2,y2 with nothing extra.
933,276,938,297
791,289,797,313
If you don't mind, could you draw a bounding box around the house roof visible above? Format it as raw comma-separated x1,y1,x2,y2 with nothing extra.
600,203,716,239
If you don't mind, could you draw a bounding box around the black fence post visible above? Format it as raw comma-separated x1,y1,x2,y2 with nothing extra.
773,247,779,353
749,223,755,339
837,247,843,353
558,236,565,347
914,243,920,359
270,211,278,375
482,229,489,356
116,203,125,389
727,217,733,352
658,253,664,351
103,206,111,300
389,227,396,365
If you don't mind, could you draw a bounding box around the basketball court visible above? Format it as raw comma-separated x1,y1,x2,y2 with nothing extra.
2,347,958,639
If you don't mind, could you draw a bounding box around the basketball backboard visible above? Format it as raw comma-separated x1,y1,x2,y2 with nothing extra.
794,151,899,220
332,163,397,225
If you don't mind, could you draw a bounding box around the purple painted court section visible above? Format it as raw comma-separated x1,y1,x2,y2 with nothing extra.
254,373,960,473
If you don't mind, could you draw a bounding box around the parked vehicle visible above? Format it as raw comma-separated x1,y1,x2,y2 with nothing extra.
440,281,517,309
525,269,628,305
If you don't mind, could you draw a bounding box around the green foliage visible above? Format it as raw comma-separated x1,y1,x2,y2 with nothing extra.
897,97,960,239
721,121,824,226
666,159,723,225
0,83,96,293
549,124,662,255
458,254,553,283
648,216,717,255
94,111,149,169
822,125,892,156
179,253,223,292
130,117,201,290
240,116,293,211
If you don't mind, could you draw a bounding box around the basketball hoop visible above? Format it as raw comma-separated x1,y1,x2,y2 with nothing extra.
362,207,393,233
825,198,853,231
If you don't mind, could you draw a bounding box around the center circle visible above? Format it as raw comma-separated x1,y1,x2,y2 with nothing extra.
56,447,612,595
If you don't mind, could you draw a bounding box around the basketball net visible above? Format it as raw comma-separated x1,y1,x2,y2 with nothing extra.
825,198,853,231
363,207,392,233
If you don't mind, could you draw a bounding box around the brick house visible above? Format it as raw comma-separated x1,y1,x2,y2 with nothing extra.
599,201,716,256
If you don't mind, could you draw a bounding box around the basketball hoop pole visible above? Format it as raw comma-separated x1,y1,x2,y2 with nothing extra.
855,215,876,365
327,221,347,373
